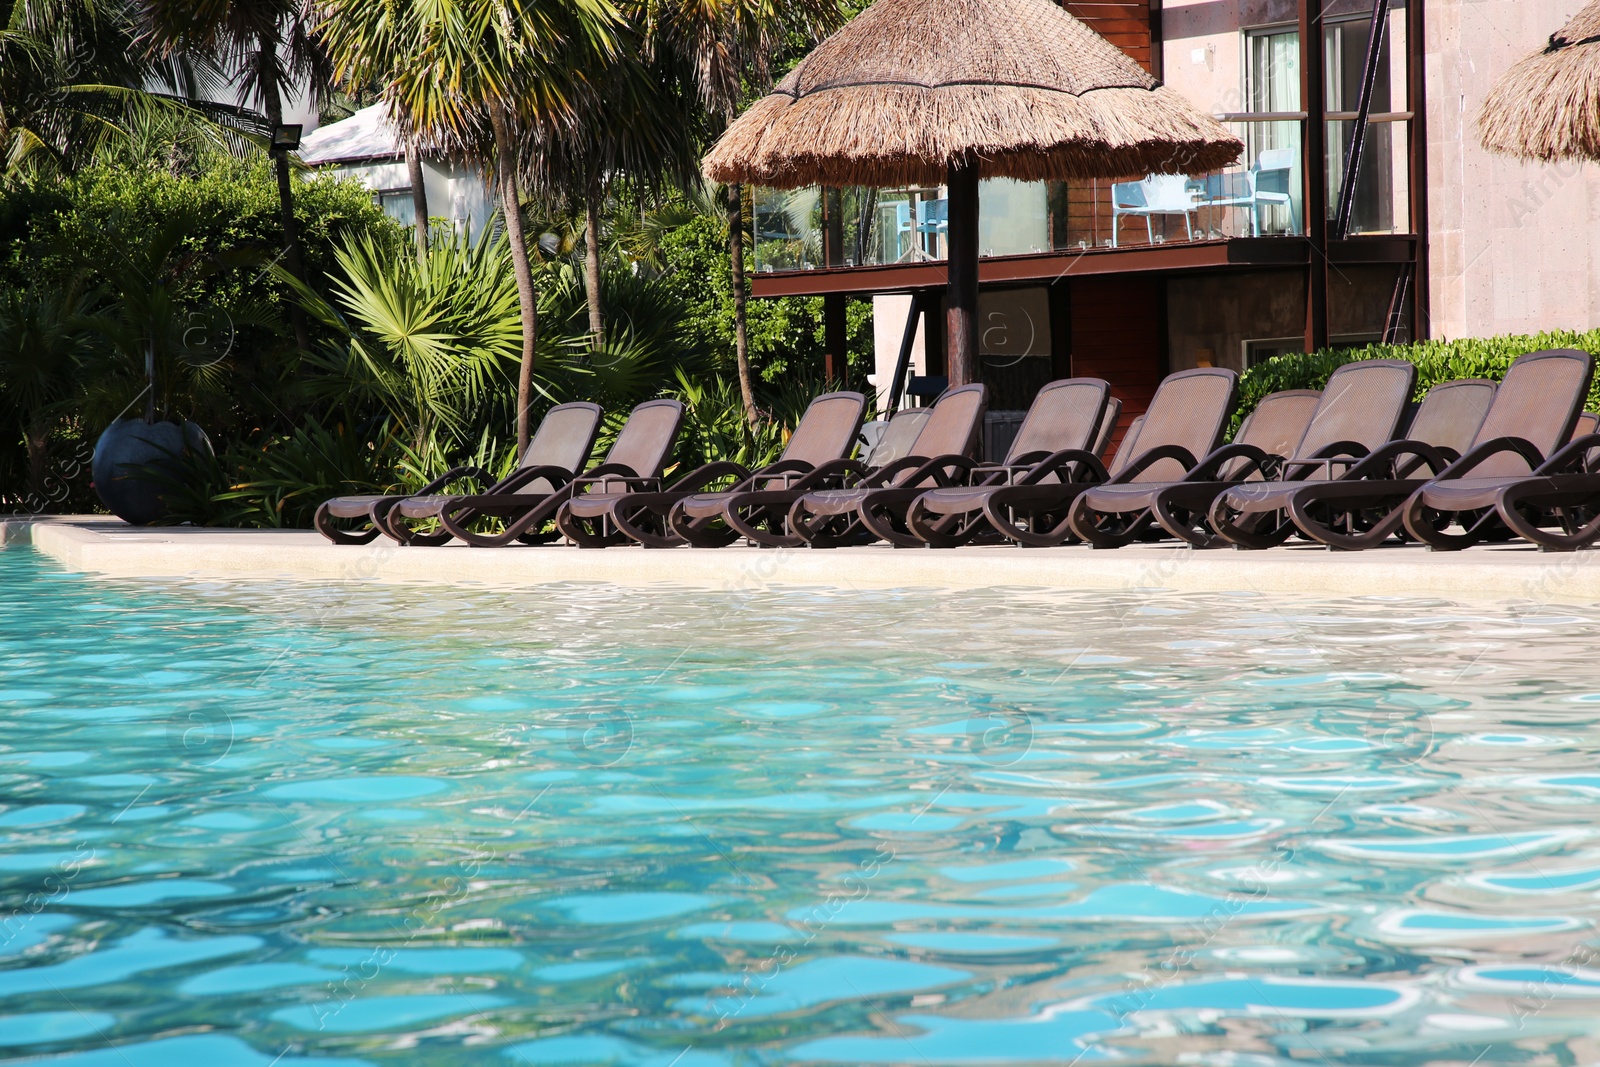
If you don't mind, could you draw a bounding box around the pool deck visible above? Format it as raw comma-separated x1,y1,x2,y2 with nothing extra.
7,514,1600,602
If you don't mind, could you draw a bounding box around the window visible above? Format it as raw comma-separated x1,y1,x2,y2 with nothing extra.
1244,334,1383,367
1244,27,1303,236
1325,14,1395,234
375,188,416,228
1243,12,1399,236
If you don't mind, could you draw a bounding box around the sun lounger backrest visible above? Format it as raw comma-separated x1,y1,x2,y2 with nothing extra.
1468,349,1595,477
1291,360,1415,471
866,408,931,467
1573,412,1600,471
514,402,603,494
1123,368,1238,482
1090,397,1123,462
781,391,868,468
903,383,989,468
1403,379,1495,456
603,398,687,478
1003,378,1110,464
1107,413,1142,475
1219,389,1320,480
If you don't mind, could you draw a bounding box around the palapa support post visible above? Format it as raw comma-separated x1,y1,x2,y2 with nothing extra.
945,158,981,388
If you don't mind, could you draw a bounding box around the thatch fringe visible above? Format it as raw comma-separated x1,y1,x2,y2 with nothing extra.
703,0,1241,188
707,84,1240,187
1480,0,1600,162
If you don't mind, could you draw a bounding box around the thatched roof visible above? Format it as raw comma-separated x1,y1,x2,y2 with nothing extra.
1480,1,1600,161
703,0,1242,188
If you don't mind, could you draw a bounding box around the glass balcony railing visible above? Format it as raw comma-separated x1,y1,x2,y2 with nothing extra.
750,115,1412,273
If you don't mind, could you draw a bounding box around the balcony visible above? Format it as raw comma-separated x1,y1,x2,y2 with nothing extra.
751,115,1412,276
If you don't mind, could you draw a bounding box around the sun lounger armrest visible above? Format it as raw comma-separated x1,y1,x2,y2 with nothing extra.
1018,449,1108,485
863,455,934,487
416,464,495,494
494,464,578,493
672,460,753,491
1535,432,1600,474
1187,443,1280,481
803,457,869,485
1114,444,1201,482
898,454,984,487
964,461,1036,486
741,459,820,491
1355,439,1454,479
1440,436,1548,478
574,471,662,493
1282,442,1371,479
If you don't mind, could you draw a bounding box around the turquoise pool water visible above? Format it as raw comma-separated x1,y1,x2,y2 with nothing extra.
3,548,1600,1065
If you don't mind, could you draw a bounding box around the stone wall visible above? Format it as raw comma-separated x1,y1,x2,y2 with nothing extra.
1426,0,1600,339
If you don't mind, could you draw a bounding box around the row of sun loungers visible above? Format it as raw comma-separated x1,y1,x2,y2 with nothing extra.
315,348,1600,553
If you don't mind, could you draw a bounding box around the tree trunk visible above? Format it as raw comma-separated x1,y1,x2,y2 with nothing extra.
407,145,429,264
24,422,49,504
584,171,605,353
258,49,311,355
490,105,539,457
727,182,757,426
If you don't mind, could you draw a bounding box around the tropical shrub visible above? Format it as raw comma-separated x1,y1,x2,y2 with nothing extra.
1233,329,1600,435
657,213,873,386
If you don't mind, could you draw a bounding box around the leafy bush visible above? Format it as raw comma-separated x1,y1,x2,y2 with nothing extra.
0,161,402,510
656,213,873,387
157,417,403,528
1233,329,1600,435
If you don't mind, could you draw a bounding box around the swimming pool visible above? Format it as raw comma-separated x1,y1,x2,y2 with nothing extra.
2,547,1599,1065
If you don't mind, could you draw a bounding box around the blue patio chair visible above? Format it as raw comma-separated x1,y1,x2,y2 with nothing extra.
1190,149,1300,237
1251,147,1298,235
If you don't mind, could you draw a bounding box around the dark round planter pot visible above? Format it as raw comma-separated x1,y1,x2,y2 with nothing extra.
92,419,212,526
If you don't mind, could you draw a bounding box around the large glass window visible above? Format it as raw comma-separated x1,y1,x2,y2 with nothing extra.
1326,14,1395,234
1244,27,1304,236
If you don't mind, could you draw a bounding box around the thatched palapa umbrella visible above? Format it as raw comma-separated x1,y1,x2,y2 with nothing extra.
1480,1,1600,161
704,0,1242,386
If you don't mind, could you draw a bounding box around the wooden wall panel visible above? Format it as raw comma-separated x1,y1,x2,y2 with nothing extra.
1060,1,1154,73
1068,275,1166,451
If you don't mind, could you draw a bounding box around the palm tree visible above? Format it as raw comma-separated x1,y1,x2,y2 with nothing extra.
523,5,702,355
141,0,334,355
1,0,234,181
314,0,622,455
656,0,844,423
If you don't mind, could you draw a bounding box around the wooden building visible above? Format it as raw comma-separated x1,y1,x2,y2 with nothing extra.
747,0,1425,440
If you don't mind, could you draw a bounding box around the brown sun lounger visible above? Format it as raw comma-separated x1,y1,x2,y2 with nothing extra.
1279,351,1587,550
784,383,990,548
891,378,1115,548
1088,397,1124,464
664,406,932,548
1276,376,1499,549
554,391,867,548
1195,359,1432,548
1391,350,1597,550
432,398,685,548
1080,360,1416,549
1063,387,1324,548
312,401,602,546
963,368,1238,547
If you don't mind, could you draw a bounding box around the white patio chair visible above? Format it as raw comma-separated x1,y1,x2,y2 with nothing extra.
1110,175,1197,247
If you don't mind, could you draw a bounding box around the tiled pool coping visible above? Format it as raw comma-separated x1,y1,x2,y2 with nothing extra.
7,515,1600,601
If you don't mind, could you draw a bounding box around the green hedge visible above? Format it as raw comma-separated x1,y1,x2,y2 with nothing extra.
1232,329,1600,435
